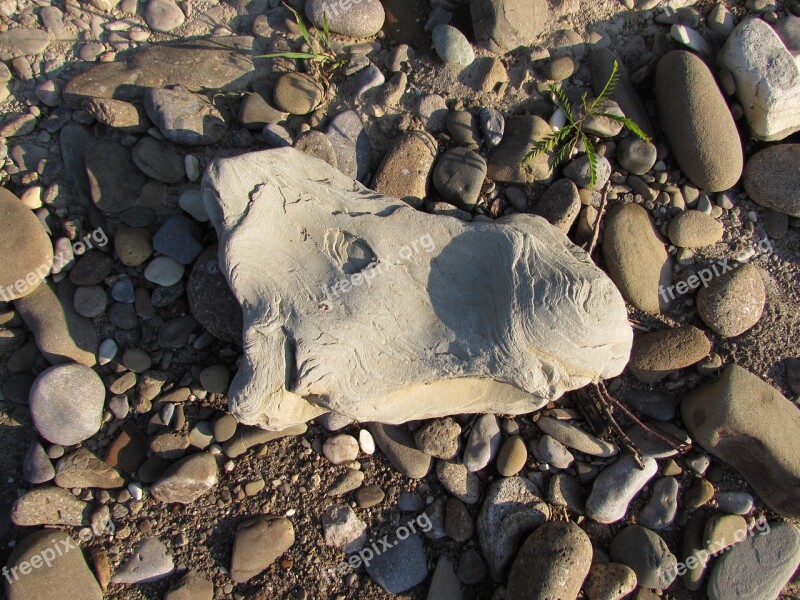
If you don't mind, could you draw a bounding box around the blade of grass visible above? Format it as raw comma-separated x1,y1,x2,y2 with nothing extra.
595,113,652,143
582,132,598,189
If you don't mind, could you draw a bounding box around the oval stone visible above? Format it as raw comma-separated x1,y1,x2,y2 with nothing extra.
743,143,800,217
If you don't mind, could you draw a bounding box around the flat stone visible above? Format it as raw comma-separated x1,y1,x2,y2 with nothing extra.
144,88,226,145
222,423,307,458
30,363,105,446
5,530,102,600
704,513,747,553
681,508,709,591
0,188,53,302
708,521,800,600
602,203,673,314
86,139,148,214
202,148,632,430
55,448,124,489
133,137,185,183
586,453,658,524
111,537,175,584
153,215,203,265
682,364,800,518
531,178,581,232
230,516,294,583
537,434,574,469
505,521,593,600
629,325,711,383
719,18,800,141
323,434,359,464
63,37,255,109
293,130,337,168
743,143,800,217
696,262,766,337
150,452,218,504
0,28,50,61
655,50,743,192
325,110,372,182
548,472,585,514
428,556,462,600
105,421,148,472
477,477,550,580
85,98,148,132
496,435,527,476
535,416,617,457
11,486,90,527
369,423,432,479
447,110,481,148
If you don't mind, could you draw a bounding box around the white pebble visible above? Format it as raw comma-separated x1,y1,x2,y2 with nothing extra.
144,256,185,286
285,508,296,517
224,460,235,472
358,429,375,454
161,403,175,427
549,107,567,131
178,189,210,222
128,482,144,501
185,154,201,182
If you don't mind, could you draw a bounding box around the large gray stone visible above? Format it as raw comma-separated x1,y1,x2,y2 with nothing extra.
655,50,743,192
201,148,632,430
144,88,227,145
708,521,800,600
230,516,294,583
586,453,657,524
306,0,385,38
719,18,800,142
682,364,800,518
470,0,548,53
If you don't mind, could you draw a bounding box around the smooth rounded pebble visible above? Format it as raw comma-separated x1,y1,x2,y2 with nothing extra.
655,50,743,192
743,144,800,217
273,72,324,116
323,434,359,465
144,256,185,287
432,25,475,66
628,325,711,383
306,0,385,38
30,364,105,446
668,210,724,248
697,262,766,337
586,453,657,524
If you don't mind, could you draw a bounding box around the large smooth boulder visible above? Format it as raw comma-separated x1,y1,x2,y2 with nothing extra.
719,18,800,141
655,50,742,192
201,148,632,430
681,364,800,518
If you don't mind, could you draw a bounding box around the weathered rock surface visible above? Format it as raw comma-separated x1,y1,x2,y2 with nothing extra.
682,364,800,518
306,0,385,38
655,50,742,192
697,263,766,337
230,516,294,583
372,131,437,208
719,18,800,141
487,115,553,183
628,325,711,383
150,452,218,504
63,37,255,109
201,148,632,430
144,88,227,145
11,486,90,526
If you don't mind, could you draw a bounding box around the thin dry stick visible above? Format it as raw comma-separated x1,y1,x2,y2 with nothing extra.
587,182,610,256
587,386,645,468
596,381,691,453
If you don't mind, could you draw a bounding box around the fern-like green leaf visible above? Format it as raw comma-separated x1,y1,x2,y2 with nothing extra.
522,127,571,166
595,113,652,144
550,84,575,124
582,132,598,189
589,60,620,112
322,12,332,50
